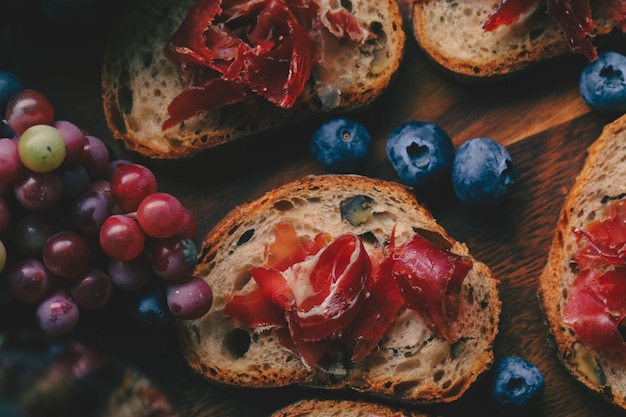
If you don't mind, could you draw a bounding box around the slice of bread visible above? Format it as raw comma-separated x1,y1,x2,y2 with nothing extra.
177,174,500,404
270,399,436,417
410,0,618,79
101,0,405,159
539,114,626,410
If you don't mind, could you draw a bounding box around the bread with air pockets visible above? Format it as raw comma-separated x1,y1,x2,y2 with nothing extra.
101,0,405,159
539,114,626,410
177,174,500,404
270,398,439,417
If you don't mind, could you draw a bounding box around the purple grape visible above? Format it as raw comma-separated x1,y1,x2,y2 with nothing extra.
58,163,90,202
13,213,62,258
0,194,10,234
36,290,80,336
151,235,198,281
14,171,62,212
108,252,154,291
165,276,213,320
70,190,114,237
79,135,109,180
53,120,85,165
42,231,90,279
67,267,113,310
6,258,57,303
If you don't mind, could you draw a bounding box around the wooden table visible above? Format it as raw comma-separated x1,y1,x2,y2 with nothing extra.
2,4,626,417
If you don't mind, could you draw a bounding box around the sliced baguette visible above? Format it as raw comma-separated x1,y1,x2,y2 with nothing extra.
539,114,626,409
410,0,619,79
101,0,405,159
177,174,500,404
270,399,437,417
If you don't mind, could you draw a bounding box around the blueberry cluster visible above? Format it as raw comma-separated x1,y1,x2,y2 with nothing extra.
310,118,516,209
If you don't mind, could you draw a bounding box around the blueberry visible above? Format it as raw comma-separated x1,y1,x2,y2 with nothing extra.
386,121,454,188
310,118,371,173
134,288,174,330
579,51,626,113
451,137,515,209
0,71,24,114
486,356,545,416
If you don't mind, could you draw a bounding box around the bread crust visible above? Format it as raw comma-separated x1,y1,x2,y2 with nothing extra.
270,399,437,417
539,114,626,410
411,0,618,79
101,0,405,159
177,175,500,404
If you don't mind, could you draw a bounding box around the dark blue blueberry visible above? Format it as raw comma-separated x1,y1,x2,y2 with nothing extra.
386,121,454,188
579,51,626,113
487,356,545,416
310,118,371,173
452,137,515,209
0,119,15,139
0,71,24,115
134,288,173,330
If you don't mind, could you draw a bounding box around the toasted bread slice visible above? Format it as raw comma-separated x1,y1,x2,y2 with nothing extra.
101,0,405,159
270,399,436,417
177,175,500,404
539,114,626,409
410,0,618,79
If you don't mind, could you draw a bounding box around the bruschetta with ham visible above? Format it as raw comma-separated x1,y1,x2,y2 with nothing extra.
176,175,501,404
540,113,626,410
102,0,405,159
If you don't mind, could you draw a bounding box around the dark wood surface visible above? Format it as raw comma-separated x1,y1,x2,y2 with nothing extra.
2,4,626,417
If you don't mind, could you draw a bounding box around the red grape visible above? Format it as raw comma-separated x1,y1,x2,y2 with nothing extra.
151,235,198,281
14,171,62,212
166,276,213,319
137,192,185,238
6,258,56,303
99,214,145,260
178,208,197,240
67,268,113,310
36,289,80,336
42,231,90,279
5,89,54,136
110,163,157,213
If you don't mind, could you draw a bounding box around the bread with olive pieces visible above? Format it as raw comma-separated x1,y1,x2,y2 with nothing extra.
270,399,438,417
539,114,626,410
177,174,500,404
101,0,405,159
410,0,619,79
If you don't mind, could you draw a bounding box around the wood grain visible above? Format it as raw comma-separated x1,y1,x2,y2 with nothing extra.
1,4,626,417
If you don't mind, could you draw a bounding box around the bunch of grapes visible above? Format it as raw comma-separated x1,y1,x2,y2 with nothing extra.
0,82,213,336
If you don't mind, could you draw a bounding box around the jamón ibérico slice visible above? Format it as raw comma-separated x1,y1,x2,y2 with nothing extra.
295,233,370,341
223,288,287,328
244,0,313,107
563,268,626,352
546,0,597,61
391,233,473,343
323,8,373,42
262,222,310,271
163,78,251,131
483,0,540,31
343,256,405,363
573,199,626,270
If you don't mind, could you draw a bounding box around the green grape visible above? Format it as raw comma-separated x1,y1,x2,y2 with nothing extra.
18,125,67,173
0,240,6,274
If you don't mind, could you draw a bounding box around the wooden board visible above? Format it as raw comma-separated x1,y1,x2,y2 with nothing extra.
1,4,626,417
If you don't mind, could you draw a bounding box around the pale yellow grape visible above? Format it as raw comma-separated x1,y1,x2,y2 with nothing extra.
18,125,66,173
